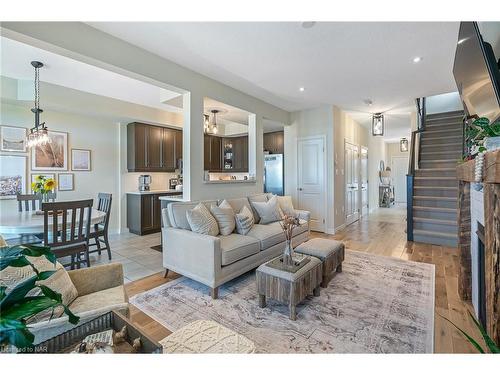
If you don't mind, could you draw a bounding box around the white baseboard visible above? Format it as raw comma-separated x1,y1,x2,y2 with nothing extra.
326,227,336,235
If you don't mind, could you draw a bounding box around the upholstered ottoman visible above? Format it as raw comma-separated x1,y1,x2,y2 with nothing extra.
160,320,255,353
295,238,345,288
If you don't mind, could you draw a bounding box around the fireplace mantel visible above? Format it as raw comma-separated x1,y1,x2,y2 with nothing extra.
456,149,500,345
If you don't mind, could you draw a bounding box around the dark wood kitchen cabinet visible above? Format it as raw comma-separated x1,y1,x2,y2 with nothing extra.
127,192,181,235
263,131,284,154
232,136,248,172
204,134,223,171
204,134,248,172
127,122,182,172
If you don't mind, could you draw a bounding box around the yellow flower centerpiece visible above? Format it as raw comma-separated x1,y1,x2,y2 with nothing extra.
32,175,56,203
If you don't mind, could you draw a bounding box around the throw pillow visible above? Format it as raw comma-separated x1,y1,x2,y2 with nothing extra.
210,200,236,236
251,195,283,224
276,195,295,216
235,205,255,235
247,194,268,223
186,203,219,236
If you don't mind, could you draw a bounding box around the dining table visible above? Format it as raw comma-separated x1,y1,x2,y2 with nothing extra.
0,208,106,236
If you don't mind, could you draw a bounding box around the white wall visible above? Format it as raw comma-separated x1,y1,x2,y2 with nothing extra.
0,102,121,231
478,22,500,58
1,22,290,203
426,92,463,114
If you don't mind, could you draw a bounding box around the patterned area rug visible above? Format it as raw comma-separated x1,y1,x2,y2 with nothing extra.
131,250,435,353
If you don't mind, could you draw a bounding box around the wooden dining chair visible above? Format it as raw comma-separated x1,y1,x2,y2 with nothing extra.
42,199,93,269
11,193,54,246
88,193,113,260
17,192,57,212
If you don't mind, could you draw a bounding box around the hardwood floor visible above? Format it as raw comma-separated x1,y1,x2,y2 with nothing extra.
125,205,479,353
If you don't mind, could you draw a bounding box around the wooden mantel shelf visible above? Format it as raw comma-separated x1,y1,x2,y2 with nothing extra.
456,149,500,183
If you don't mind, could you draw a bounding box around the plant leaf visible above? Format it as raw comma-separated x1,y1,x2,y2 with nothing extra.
0,318,34,349
38,285,62,304
20,245,56,265
62,305,80,325
439,313,485,353
0,275,38,309
467,311,500,353
0,296,60,320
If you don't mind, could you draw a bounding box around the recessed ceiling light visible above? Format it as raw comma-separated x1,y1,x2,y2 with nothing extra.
301,22,316,29
413,56,422,63
299,87,305,92
363,99,373,106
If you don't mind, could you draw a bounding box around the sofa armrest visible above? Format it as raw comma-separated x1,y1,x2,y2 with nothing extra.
162,227,221,286
68,263,124,296
295,209,311,223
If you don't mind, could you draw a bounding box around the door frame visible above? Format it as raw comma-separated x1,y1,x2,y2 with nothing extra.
391,155,409,203
360,146,369,217
297,135,327,233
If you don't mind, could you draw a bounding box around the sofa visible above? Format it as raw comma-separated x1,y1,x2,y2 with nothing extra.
29,263,129,344
161,194,310,298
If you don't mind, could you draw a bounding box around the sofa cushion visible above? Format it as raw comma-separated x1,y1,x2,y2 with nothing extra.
219,234,260,266
168,200,218,230
221,197,252,216
245,223,286,250
251,195,283,224
235,205,255,235
247,194,269,223
69,285,127,315
186,203,219,236
210,200,236,236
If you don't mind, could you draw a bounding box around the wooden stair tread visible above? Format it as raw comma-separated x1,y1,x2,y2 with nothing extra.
413,205,456,212
417,168,456,171
413,195,456,201
421,143,462,148
413,229,457,239
413,217,456,225
414,186,458,190
420,159,458,163
414,176,456,180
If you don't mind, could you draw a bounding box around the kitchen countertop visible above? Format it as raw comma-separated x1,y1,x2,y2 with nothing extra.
203,179,256,184
158,195,187,202
127,189,183,195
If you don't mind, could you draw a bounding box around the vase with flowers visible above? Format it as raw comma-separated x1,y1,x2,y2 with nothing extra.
279,215,301,266
31,175,55,203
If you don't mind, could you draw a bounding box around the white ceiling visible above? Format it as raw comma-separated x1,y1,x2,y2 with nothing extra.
87,22,460,117
0,36,182,113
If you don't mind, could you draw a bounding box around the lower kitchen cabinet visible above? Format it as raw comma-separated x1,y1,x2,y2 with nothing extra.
127,193,176,235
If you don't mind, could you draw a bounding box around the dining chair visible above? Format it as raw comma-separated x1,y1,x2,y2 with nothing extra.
42,199,93,269
17,192,57,212
88,193,113,260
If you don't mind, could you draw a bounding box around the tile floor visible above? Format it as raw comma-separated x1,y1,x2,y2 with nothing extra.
88,232,164,283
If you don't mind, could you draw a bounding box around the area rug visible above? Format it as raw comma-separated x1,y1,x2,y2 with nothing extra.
130,250,435,353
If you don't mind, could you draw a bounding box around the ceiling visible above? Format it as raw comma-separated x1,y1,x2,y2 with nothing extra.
0,36,182,113
87,22,461,116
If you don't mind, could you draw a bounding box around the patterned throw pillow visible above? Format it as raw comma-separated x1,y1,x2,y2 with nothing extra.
210,200,236,236
235,205,255,235
276,195,295,216
186,202,219,236
251,195,283,224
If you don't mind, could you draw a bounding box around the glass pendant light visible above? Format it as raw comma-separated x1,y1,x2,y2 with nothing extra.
400,137,409,152
372,113,384,136
26,61,51,148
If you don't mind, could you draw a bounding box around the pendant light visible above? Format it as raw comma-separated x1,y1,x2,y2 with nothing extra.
400,137,409,152
26,61,51,148
372,113,384,136
204,110,219,135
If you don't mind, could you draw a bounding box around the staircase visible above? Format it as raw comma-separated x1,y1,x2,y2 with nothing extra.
411,110,464,247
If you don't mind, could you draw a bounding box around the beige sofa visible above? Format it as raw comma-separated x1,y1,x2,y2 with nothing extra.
161,194,310,298
29,263,129,344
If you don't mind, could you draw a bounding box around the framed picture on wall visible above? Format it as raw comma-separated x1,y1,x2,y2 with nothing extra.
58,173,74,191
1,126,27,152
71,149,91,171
30,173,56,193
31,130,68,170
0,155,27,199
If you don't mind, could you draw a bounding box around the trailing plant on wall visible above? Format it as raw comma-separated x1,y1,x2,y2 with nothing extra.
464,117,500,160
0,245,79,351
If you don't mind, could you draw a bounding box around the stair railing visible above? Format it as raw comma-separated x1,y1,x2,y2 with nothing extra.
406,97,426,241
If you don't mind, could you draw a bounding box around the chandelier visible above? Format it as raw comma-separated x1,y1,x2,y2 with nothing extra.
372,113,384,136
26,61,51,148
204,110,219,135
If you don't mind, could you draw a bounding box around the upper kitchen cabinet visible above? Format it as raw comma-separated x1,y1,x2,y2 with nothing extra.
127,122,182,172
263,131,284,154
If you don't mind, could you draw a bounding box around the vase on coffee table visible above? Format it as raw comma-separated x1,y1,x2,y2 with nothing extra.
280,215,300,266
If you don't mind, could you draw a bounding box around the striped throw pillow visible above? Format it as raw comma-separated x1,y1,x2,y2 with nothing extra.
186,203,219,236
210,200,236,236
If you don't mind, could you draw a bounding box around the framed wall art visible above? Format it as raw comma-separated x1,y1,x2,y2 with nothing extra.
1,126,27,152
57,173,74,191
0,155,27,199
30,173,56,193
31,130,68,171
71,149,91,171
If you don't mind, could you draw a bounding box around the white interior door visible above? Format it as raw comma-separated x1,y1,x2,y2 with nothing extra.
297,137,325,232
360,147,369,216
391,156,409,203
345,141,359,225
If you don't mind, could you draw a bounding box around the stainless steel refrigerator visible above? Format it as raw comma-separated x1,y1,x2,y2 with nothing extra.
264,154,284,196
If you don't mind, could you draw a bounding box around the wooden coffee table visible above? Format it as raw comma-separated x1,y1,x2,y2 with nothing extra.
256,255,322,320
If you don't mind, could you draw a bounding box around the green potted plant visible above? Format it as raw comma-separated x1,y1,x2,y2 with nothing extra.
464,117,500,160
0,244,79,351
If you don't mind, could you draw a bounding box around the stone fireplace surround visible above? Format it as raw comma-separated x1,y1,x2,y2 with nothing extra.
457,150,500,345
